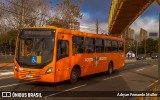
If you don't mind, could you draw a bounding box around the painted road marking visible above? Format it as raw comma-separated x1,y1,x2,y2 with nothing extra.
44,84,87,98
147,80,158,88
103,75,122,80
151,65,158,68
0,81,32,89
136,68,144,72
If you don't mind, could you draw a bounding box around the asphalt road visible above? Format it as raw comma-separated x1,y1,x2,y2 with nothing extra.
0,59,158,100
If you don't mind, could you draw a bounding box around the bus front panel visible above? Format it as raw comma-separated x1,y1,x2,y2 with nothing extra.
14,28,56,82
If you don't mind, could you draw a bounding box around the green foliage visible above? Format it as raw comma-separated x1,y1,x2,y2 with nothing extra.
125,38,158,55
0,29,18,53
125,38,137,53
7,30,18,47
0,33,8,44
138,38,158,54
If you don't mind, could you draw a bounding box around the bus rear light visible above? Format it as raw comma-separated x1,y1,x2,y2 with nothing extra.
46,67,52,74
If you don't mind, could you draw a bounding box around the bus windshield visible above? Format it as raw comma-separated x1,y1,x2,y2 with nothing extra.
16,29,55,67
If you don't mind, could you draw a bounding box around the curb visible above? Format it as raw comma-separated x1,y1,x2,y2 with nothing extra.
125,58,154,63
125,59,136,63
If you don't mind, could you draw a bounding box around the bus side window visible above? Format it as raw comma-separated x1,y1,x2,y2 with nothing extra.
95,39,104,53
118,41,124,51
72,36,84,54
104,40,112,52
111,41,118,52
85,38,95,53
57,40,69,61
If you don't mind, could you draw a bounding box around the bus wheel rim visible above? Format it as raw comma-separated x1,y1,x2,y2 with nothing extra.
72,71,77,80
109,64,113,74
109,67,112,73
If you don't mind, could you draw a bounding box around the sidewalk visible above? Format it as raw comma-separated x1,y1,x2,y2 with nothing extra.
125,59,136,63
125,57,152,63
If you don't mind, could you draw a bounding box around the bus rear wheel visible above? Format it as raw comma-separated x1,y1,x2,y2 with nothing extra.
70,68,79,83
107,62,113,75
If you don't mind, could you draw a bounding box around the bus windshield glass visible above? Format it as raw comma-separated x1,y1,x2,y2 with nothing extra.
16,29,55,66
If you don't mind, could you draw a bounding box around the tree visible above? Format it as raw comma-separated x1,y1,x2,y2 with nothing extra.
0,0,51,29
125,38,137,53
47,0,82,28
0,29,18,53
0,0,52,54
138,38,158,55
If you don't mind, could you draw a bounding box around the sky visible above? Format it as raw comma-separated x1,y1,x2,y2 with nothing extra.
51,0,160,36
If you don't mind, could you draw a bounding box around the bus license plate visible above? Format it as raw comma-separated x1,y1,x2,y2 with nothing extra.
26,74,33,78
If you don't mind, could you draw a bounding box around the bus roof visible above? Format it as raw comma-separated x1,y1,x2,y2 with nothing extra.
56,27,124,42
22,26,124,41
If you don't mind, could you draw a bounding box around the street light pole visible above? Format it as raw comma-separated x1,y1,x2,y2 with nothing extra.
96,19,98,34
158,13,160,81
145,38,146,56
136,41,138,57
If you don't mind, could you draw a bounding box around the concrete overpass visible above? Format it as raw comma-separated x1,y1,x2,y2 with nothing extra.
108,0,155,37
156,0,160,5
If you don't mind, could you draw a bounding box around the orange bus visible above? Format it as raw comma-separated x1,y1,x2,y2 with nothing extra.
14,26,125,83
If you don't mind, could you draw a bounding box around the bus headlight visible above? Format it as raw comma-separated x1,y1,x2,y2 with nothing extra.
14,66,19,72
46,67,52,74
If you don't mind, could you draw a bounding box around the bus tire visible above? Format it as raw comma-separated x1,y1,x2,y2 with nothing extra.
108,62,113,75
70,67,79,83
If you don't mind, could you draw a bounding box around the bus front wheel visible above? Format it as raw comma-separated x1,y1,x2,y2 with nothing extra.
108,62,113,75
70,68,79,83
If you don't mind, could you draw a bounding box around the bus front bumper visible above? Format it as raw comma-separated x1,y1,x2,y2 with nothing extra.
14,69,55,83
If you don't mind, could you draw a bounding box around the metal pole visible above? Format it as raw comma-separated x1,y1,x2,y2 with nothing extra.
158,13,160,81
145,38,146,56
96,19,98,34
136,41,138,57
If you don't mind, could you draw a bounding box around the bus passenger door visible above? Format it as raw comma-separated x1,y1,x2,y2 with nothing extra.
55,33,71,82
118,41,125,67
118,52,124,67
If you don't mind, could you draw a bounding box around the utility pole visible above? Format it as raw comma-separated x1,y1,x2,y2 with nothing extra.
144,37,146,56
96,19,98,34
136,41,138,57
158,13,160,81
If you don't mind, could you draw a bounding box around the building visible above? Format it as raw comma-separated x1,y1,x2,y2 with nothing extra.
123,28,135,40
148,32,158,40
140,28,148,42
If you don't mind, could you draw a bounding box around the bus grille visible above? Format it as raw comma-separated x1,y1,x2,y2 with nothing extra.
19,70,41,81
